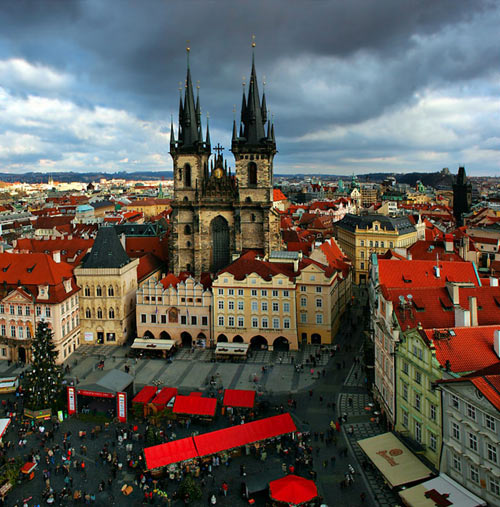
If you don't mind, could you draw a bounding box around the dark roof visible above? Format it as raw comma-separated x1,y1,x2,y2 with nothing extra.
79,368,134,394
114,222,167,237
90,200,114,209
82,226,131,269
335,214,416,235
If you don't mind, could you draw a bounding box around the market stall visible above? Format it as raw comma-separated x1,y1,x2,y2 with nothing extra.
0,376,19,394
269,475,318,506
131,338,177,359
0,418,11,441
172,395,217,423
215,342,249,361
132,385,158,405
144,436,199,471
151,387,178,411
223,389,255,409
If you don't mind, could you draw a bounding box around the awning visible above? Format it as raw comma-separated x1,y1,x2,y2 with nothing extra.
269,475,318,505
0,418,11,439
223,389,256,408
215,342,249,356
151,387,178,408
144,437,198,470
173,395,217,417
78,368,134,396
0,377,18,393
357,432,433,488
399,474,487,506
131,338,176,351
194,413,296,457
132,386,158,405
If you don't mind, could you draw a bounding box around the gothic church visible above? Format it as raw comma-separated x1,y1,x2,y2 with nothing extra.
169,51,281,277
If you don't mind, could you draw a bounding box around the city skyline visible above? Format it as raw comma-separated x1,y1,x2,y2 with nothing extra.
0,0,499,176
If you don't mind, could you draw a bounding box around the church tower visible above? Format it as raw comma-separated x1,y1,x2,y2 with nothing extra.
231,48,281,256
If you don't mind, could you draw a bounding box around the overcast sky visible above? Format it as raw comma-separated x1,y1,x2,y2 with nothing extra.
0,0,499,176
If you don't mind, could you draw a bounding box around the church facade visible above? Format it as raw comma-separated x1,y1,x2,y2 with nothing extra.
169,52,281,277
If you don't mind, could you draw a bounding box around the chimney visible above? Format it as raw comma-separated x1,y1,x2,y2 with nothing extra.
490,277,499,287
469,296,478,327
454,307,471,327
444,234,453,253
52,250,61,263
446,282,460,305
495,330,500,358
434,265,440,278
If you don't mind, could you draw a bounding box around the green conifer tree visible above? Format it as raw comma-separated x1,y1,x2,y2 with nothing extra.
24,321,63,410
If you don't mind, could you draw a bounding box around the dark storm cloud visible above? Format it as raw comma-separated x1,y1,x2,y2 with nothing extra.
0,0,499,174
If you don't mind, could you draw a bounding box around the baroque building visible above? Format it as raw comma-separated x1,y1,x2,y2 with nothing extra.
169,50,281,277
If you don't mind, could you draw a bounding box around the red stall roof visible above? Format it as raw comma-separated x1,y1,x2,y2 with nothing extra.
189,392,203,397
223,389,255,408
144,437,198,470
173,395,217,416
132,386,158,405
270,475,318,505
194,413,296,457
151,387,178,407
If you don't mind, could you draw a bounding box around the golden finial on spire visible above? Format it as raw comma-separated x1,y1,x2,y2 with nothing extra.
251,34,256,48
242,76,246,88
196,80,200,90
263,75,266,89
186,40,190,52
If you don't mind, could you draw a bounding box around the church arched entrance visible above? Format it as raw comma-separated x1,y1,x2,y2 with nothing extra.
18,346,26,363
143,330,154,339
233,335,244,343
217,334,228,343
181,332,192,348
250,335,268,350
273,336,290,351
311,333,322,344
211,216,230,272
159,331,171,340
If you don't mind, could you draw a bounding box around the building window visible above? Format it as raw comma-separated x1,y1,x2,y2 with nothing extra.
109,308,115,319
261,318,268,328
451,395,459,409
283,302,290,313
228,301,234,311
261,290,267,297
218,289,224,295
402,361,409,375
466,403,476,420
106,333,116,342
181,315,187,325
360,240,364,246
218,300,224,310
0,325,4,336
84,286,90,297
272,318,280,329
452,453,461,472
360,262,365,269
300,313,307,323
218,316,224,326
272,302,279,312
300,286,306,292
25,307,30,316
96,286,102,296
141,314,146,323
0,304,3,314
161,315,167,324
85,308,91,318
485,414,497,432
238,289,244,296
283,290,289,297
202,316,208,326
108,286,114,296
468,433,478,452
251,301,258,312
487,443,498,464
284,318,290,329
18,327,23,339
490,477,500,496
252,317,258,328
36,306,41,316
429,432,437,452
9,305,14,315
17,306,22,316
316,314,323,324
415,421,422,443
402,383,408,401
45,307,51,317
10,326,15,338
402,410,408,428
315,298,322,308
237,301,244,311
261,302,268,311
150,314,156,324
228,316,234,327
272,290,279,297
414,392,421,411
470,464,479,484
415,371,422,385
361,251,365,259
390,242,394,248
228,289,234,296
300,297,307,307
97,308,102,319
237,317,244,327
451,421,460,440
315,286,322,293
430,403,437,422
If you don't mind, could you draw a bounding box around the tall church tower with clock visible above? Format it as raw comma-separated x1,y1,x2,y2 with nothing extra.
169,47,281,277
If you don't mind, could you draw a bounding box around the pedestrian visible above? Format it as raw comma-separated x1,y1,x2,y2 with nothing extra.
221,481,228,497
360,492,367,503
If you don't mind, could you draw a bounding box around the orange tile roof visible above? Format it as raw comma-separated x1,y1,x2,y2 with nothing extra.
137,253,163,282
273,189,287,201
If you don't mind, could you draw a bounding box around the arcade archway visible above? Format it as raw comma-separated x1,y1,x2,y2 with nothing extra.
250,335,268,350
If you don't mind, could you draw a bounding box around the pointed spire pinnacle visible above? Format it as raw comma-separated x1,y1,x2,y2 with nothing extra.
170,114,176,148
205,112,211,147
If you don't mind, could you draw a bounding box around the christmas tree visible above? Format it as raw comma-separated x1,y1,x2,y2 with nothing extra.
24,321,63,410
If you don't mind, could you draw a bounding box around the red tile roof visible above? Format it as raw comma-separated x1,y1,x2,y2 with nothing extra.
273,189,287,201
14,237,94,265
137,253,163,282
408,240,463,262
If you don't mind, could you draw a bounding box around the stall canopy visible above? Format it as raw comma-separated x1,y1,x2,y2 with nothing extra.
399,474,487,507
189,392,203,397
194,413,296,457
173,395,217,417
131,338,176,351
144,437,198,470
77,369,134,397
215,342,249,356
132,386,158,405
151,387,178,408
358,432,433,488
0,418,11,439
223,389,255,408
269,475,318,505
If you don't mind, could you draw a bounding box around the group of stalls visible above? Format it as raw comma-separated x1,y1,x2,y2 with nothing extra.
358,433,486,507
132,386,256,422
130,338,177,359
